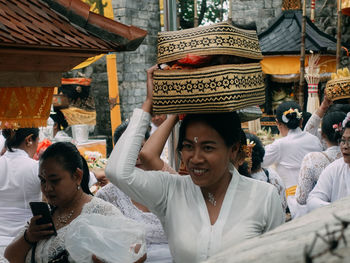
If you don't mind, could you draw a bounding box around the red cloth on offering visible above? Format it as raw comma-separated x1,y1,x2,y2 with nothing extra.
177,54,212,66
33,139,52,160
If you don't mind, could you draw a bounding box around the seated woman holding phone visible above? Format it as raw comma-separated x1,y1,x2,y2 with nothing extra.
5,142,146,263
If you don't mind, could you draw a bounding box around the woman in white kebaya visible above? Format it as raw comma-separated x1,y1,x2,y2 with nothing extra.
296,111,345,205
106,65,284,263
262,101,323,217
245,133,287,212
307,113,350,211
0,128,40,254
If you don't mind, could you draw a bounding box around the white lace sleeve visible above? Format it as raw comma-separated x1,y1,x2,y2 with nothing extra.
296,152,330,205
268,169,287,212
304,113,321,138
82,196,124,216
24,197,124,263
304,113,328,149
96,184,169,246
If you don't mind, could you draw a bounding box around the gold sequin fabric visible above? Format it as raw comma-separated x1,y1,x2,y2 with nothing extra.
325,77,350,101
0,87,54,128
157,22,263,64
152,63,265,114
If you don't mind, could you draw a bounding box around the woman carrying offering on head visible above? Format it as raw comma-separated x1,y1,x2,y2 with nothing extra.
105,65,285,262
262,101,323,218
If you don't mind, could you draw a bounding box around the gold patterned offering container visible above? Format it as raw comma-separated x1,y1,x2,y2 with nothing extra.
342,0,350,16
325,68,350,101
153,22,265,114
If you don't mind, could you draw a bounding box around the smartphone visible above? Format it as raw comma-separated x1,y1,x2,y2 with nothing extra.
29,202,57,236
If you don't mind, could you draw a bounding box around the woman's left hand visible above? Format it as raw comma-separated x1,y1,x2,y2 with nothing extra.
92,255,102,263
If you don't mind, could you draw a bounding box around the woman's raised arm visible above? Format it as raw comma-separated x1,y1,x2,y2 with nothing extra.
139,114,178,171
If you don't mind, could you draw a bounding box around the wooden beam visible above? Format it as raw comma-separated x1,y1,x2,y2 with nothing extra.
298,0,306,109
336,0,342,69
0,72,61,87
0,54,92,72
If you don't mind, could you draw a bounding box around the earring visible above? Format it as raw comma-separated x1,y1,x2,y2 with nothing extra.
77,185,81,190
27,142,32,146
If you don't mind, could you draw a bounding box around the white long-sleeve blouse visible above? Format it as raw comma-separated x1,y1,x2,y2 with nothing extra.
0,149,41,248
262,127,323,189
296,146,342,205
307,158,350,212
106,108,285,263
304,113,327,150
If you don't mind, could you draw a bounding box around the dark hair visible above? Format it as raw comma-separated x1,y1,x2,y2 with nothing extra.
40,142,92,195
177,112,242,151
50,110,68,131
238,162,250,177
2,128,39,152
344,116,350,130
237,130,250,177
322,111,346,144
113,120,129,145
245,133,265,172
113,120,150,145
328,103,350,115
276,101,302,130
301,111,312,130
81,155,93,195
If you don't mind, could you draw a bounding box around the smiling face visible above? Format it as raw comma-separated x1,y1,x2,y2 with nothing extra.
39,157,82,207
151,114,167,127
341,128,350,165
180,121,236,189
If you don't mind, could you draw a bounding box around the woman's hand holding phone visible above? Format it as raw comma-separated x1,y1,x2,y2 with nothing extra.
25,215,56,243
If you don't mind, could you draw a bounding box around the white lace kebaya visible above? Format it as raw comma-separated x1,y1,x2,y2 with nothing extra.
96,183,172,263
304,112,327,150
251,168,287,211
296,146,342,205
19,197,128,263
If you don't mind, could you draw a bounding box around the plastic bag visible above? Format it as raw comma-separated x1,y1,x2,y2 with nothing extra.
65,214,146,263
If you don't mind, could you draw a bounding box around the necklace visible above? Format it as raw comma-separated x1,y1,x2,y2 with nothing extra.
56,210,75,227
56,192,84,227
207,192,217,207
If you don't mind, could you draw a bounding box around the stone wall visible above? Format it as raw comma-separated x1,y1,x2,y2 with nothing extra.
113,0,160,120
69,0,160,154
231,0,350,67
76,0,349,154
231,0,284,33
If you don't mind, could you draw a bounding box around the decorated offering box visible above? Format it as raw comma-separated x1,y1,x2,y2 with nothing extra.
157,22,263,64
153,22,265,114
153,63,265,114
325,68,350,101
